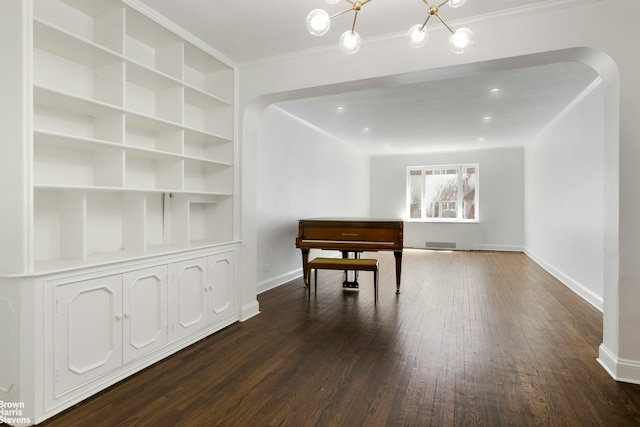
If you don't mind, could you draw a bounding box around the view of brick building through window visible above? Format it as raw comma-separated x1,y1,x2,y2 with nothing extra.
408,165,478,221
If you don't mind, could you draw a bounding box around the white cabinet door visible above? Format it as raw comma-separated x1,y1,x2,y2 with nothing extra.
122,266,168,364
207,251,235,323
55,275,123,397
168,257,208,340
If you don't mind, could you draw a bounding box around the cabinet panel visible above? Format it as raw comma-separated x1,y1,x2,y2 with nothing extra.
169,258,208,340
208,251,235,321
55,275,123,396
123,266,168,364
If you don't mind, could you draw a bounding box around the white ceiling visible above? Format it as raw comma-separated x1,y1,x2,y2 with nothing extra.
137,0,600,155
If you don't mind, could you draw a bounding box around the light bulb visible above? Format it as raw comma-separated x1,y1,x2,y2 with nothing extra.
339,30,361,54
325,0,341,3
407,24,428,48
448,0,467,8
449,27,474,53
306,9,331,36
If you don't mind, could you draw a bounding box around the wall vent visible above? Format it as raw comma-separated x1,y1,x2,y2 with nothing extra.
425,241,457,249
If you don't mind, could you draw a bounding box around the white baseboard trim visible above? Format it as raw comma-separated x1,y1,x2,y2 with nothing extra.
257,268,303,295
524,247,603,311
598,344,640,385
477,244,524,252
239,300,260,321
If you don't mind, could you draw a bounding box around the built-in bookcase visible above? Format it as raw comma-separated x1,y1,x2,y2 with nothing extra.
0,2,241,423
30,0,236,273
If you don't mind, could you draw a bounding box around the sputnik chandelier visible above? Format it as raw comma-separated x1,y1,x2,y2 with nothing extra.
306,0,475,55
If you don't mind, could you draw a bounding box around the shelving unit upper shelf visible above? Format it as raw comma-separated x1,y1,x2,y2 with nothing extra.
25,0,237,274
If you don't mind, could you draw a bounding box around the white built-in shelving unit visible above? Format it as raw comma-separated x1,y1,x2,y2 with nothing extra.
0,0,241,424
30,0,236,273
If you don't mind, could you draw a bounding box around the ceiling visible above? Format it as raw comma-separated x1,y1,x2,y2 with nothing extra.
137,0,600,155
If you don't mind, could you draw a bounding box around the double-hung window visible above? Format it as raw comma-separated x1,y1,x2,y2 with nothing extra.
407,164,479,221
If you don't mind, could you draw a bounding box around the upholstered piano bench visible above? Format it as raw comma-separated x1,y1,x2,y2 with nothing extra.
307,257,379,304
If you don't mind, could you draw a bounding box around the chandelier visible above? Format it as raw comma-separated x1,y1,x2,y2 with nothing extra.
306,0,475,55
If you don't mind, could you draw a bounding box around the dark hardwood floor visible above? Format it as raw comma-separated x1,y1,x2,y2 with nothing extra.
40,250,640,426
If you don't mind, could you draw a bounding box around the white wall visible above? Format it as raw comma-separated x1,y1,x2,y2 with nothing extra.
370,148,524,251
256,106,369,293
525,79,604,310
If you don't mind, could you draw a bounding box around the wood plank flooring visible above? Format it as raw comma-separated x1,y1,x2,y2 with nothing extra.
40,250,640,426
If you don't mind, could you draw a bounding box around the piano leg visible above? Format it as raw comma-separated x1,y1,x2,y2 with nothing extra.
301,248,310,286
394,250,402,294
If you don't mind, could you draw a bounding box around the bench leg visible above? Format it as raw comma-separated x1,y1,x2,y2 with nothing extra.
314,268,318,295
374,269,378,305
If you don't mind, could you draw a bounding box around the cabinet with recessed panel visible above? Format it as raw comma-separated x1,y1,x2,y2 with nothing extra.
0,0,240,424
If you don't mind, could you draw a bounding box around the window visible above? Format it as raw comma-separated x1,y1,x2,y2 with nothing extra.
407,164,478,221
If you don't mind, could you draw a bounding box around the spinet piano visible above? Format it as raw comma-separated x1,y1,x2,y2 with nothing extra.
295,218,404,294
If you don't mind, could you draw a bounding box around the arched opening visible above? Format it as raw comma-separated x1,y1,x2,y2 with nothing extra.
240,48,620,379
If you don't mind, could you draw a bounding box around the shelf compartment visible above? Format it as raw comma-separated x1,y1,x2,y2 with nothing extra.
85,191,126,258
34,132,124,188
183,90,233,138
189,196,234,244
184,42,233,103
34,0,124,53
164,193,232,246
34,188,86,264
124,150,183,191
125,114,183,154
144,193,167,249
184,129,233,164
183,159,233,194
125,8,183,80
34,21,124,106
34,87,125,142
107,191,166,253
125,62,183,123
84,190,161,259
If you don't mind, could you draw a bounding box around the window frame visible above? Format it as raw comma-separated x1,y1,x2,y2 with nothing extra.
406,163,480,223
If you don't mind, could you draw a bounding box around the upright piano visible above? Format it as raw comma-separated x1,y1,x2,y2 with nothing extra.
295,218,404,293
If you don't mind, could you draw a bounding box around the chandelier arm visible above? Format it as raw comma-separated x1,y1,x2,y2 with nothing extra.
361,0,373,5
435,12,455,34
330,7,357,20
345,0,354,5
419,14,432,31
437,0,449,8
422,0,432,6
351,10,359,33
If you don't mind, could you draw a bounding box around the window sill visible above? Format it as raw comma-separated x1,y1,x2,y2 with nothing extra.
405,219,480,224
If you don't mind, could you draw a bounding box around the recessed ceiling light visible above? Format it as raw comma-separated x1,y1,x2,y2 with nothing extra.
478,137,485,142
490,88,500,93
336,106,345,112
363,127,370,133
483,116,492,122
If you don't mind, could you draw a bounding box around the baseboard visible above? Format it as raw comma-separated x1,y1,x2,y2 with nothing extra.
477,243,524,252
240,300,260,321
257,268,303,294
598,344,640,385
524,247,603,311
